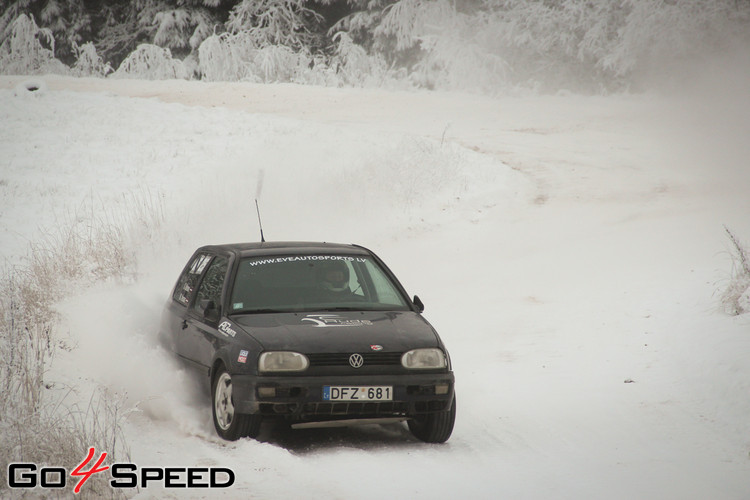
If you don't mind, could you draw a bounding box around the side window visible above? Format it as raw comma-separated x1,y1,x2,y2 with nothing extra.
193,256,228,315
173,253,212,306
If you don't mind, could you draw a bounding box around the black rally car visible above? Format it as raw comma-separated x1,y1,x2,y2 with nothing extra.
159,242,455,443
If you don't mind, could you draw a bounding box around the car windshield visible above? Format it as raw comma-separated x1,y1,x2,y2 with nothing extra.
229,255,411,314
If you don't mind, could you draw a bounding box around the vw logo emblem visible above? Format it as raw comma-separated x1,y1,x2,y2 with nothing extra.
349,353,364,368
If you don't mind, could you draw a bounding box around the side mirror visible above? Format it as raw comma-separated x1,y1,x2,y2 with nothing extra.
413,295,425,313
201,299,220,323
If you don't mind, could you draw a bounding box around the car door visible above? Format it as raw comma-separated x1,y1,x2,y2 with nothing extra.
162,251,212,357
179,254,230,371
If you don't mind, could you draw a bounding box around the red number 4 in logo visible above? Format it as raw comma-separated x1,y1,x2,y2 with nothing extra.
71,447,109,494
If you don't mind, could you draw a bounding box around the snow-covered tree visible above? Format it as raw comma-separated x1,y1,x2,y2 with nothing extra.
226,0,330,50
338,0,750,92
94,0,228,69
0,13,68,75
0,0,90,65
111,42,189,79
151,1,223,53
605,0,750,82
3,0,750,91
198,0,348,83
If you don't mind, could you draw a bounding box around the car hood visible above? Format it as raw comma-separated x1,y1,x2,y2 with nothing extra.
230,311,439,353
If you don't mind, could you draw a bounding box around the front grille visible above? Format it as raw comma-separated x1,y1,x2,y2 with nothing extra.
307,352,402,367
258,400,450,417
302,401,409,416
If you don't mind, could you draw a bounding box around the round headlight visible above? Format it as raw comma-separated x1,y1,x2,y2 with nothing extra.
401,348,446,369
258,352,309,372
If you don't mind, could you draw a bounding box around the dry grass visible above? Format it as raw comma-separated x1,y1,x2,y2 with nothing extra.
720,226,750,316
0,189,164,497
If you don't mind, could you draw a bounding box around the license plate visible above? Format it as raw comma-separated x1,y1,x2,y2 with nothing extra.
322,386,393,401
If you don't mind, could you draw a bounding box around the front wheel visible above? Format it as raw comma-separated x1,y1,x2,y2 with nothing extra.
407,395,456,443
212,369,261,441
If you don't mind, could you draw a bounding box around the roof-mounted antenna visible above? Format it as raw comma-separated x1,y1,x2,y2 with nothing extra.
255,199,265,243
255,169,266,243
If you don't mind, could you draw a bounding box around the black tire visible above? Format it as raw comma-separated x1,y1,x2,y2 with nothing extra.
211,368,261,441
407,395,456,443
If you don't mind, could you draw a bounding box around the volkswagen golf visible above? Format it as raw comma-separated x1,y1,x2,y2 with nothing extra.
158,241,456,443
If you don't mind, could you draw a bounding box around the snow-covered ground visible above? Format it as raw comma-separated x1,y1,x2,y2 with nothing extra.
2,73,750,499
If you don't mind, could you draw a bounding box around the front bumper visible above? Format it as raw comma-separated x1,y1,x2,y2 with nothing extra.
232,372,455,420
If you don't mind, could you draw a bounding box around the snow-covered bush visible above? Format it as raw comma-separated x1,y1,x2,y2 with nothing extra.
111,43,189,80
199,31,255,81
71,41,112,77
720,227,750,316
330,31,399,87
199,31,319,83
0,13,68,75
255,43,312,82
198,29,398,86
294,51,340,86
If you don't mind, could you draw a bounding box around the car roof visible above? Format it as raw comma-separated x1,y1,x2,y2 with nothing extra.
197,241,372,258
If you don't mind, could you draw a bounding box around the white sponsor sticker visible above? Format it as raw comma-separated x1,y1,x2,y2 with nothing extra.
218,321,237,337
301,314,373,328
247,256,367,267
